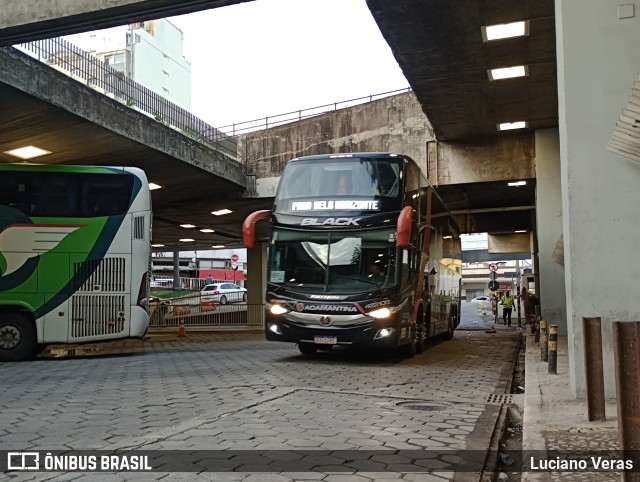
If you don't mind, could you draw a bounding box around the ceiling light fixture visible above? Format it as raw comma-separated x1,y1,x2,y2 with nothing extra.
149,183,162,190
211,245,225,248
211,209,233,216
498,121,527,131
4,145,52,159
488,65,528,81
151,244,165,248
508,181,527,187
180,224,196,228
200,228,215,233
179,238,195,242
482,21,529,42
515,230,527,233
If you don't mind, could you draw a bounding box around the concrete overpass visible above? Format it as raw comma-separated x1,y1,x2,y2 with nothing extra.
1,0,639,400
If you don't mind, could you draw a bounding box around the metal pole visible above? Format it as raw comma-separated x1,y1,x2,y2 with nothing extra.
613,321,640,482
540,319,548,362
583,317,606,422
548,325,557,374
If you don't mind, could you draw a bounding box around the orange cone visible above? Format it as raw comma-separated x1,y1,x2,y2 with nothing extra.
177,321,186,337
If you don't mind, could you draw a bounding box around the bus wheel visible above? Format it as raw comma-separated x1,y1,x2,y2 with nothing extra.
0,313,37,362
298,342,318,355
415,319,425,354
444,315,455,340
399,326,417,359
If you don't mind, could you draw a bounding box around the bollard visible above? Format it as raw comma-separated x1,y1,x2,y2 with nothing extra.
177,321,186,337
612,321,640,481
583,317,606,422
548,324,558,374
540,319,548,362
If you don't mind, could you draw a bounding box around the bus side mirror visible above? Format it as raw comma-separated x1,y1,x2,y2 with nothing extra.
396,206,413,247
243,210,271,248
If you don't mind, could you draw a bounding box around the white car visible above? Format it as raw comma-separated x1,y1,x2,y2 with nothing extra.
469,295,490,303
200,283,247,304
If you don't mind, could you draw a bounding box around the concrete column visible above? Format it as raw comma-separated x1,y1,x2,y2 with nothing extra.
535,129,567,336
172,250,180,290
246,242,267,326
556,0,640,397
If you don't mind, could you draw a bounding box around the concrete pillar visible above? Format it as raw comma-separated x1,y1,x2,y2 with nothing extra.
172,250,180,290
246,242,267,326
556,0,640,397
534,129,567,336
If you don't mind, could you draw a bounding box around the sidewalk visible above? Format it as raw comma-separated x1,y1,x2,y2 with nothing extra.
521,332,619,481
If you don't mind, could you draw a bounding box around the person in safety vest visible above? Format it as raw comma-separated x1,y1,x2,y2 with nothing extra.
502,291,514,326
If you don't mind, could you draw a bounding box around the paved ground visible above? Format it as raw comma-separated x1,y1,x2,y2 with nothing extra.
1,302,522,481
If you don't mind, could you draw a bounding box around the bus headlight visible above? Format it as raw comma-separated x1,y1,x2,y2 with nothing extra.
268,323,283,335
368,307,392,319
270,304,289,315
374,327,395,339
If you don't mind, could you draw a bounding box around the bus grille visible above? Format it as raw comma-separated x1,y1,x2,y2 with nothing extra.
74,257,126,292
133,215,145,240
71,295,126,338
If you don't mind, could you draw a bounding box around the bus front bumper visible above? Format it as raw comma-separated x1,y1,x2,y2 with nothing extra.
265,315,400,347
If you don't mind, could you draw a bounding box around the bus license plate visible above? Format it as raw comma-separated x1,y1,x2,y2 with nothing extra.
314,336,337,345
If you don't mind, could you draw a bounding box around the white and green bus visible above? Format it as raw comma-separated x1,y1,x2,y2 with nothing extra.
0,164,152,361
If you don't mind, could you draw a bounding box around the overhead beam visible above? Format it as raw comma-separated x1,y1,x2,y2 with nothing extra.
0,0,252,46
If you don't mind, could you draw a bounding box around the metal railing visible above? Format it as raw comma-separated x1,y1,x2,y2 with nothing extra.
151,276,245,291
14,39,237,158
149,294,263,329
218,87,413,136
14,38,412,152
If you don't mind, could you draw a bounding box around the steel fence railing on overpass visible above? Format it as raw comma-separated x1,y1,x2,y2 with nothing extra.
217,87,413,136
13,39,412,159
13,39,238,158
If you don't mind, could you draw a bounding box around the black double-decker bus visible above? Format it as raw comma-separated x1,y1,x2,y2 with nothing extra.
243,152,461,357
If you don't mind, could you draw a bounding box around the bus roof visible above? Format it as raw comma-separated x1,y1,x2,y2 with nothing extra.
288,152,405,162
0,164,146,177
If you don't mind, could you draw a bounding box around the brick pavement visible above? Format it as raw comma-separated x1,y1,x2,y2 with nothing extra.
2,312,520,482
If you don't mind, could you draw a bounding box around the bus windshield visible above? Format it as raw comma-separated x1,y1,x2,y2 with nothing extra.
274,156,403,214
268,227,397,293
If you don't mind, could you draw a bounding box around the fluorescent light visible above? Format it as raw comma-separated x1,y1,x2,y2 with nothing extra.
200,228,215,233
151,244,165,248
180,224,196,228
443,235,453,239
482,21,528,41
4,145,52,159
498,121,527,131
488,65,527,80
515,230,527,233
211,245,225,248
508,181,527,187
149,183,162,190
211,209,233,216
179,238,194,242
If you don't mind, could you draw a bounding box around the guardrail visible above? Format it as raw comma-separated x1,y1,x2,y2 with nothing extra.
150,295,263,329
217,87,413,136
13,40,237,158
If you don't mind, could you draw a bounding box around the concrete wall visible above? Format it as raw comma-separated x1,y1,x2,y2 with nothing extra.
535,129,567,337
430,134,536,185
556,0,640,397
241,91,537,196
239,92,433,195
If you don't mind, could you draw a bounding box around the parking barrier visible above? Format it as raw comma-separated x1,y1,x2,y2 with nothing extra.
583,317,605,422
540,319,548,361
548,324,558,374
